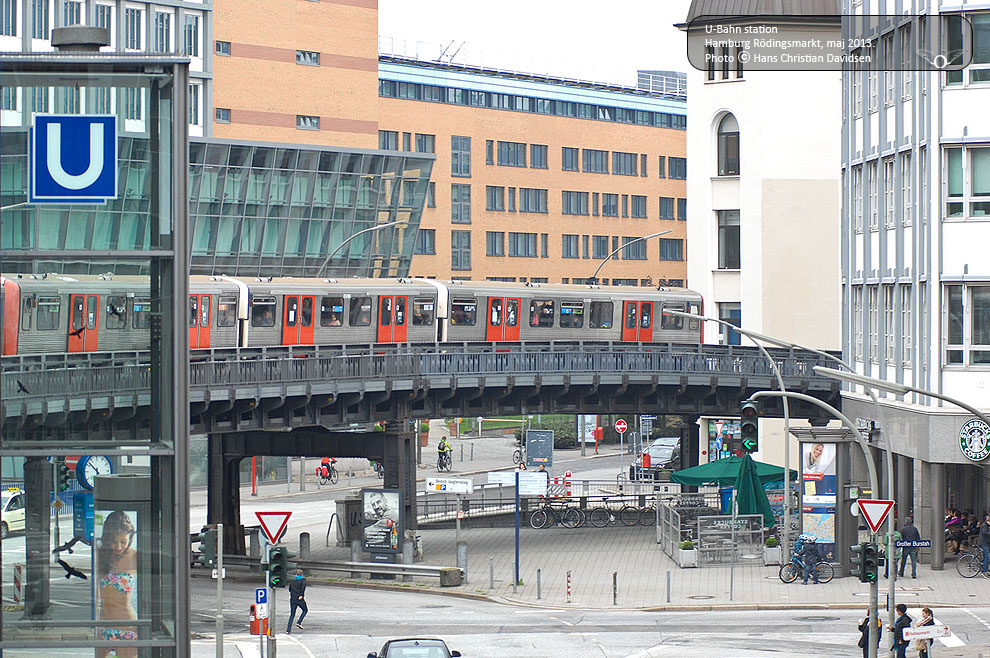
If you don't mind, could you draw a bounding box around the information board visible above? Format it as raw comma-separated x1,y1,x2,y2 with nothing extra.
526,430,554,468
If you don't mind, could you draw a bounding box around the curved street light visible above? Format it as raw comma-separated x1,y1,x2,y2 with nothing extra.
589,230,672,284
316,219,409,277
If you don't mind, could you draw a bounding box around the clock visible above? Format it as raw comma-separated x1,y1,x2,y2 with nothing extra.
76,456,113,490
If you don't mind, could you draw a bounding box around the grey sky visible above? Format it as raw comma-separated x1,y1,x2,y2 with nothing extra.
378,0,694,88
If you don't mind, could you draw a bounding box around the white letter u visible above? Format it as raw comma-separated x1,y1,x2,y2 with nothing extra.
46,122,104,190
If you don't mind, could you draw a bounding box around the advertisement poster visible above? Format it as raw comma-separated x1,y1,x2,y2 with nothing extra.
706,419,739,462
93,509,139,644
801,442,837,558
576,415,598,444
362,489,402,553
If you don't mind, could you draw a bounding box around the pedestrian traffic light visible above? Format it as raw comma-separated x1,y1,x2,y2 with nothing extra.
55,461,71,491
739,400,759,453
863,541,883,583
268,546,286,588
850,541,867,582
194,527,217,569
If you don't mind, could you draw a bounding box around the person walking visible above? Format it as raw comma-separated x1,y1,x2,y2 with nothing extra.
913,607,935,658
980,514,990,576
899,517,921,578
889,603,912,658
285,569,308,633
857,611,881,658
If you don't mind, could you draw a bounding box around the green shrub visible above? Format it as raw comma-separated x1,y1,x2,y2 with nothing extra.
679,540,695,550
420,421,430,433
765,536,779,548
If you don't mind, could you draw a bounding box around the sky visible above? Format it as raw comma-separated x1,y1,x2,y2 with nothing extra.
378,0,695,88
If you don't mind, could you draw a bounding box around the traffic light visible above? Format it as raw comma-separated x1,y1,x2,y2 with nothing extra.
194,527,217,569
268,546,286,588
863,541,883,583
55,461,71,491
850,541,867,582
739,400,759,453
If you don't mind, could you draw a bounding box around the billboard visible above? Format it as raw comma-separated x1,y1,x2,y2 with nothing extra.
801,442,837,559
362,488,402,554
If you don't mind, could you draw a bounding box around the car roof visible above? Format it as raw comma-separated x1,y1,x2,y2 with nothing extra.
649,437,679,447
386,639,447,646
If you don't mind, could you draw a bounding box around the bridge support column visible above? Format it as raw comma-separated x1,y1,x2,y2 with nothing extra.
207,435,246,555
23,457,51,619
383,428,417,533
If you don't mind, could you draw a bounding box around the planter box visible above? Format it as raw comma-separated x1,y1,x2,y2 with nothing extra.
764,545,782,566
676,548,698,568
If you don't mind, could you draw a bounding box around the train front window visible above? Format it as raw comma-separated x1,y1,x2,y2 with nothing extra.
37,297,60,331
132,298,151,329
529,300,554,327
106,296,127,330
412,298,434,326
589,301,613,329
320,297,344,327
661,303,684,330
450,299,477,326
251,297,277,327
20,298,32,331
217,296,237,327
560,302,584,328
350,297,372,326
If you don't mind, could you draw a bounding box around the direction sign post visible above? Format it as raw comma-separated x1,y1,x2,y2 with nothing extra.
903,625,950,641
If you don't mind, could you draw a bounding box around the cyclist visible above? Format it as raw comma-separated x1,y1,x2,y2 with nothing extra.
318,456,336,479
798,533,820,585
437,436,453,468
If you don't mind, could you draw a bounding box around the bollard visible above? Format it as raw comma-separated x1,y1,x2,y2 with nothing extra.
666,570,671,603
249,528,261,573
460,443,464,462
489,556,494,590
567,570,572,603
456,541,468,584
612,572,617,606
471,443,474,461
537,568,542,599
299,532,310,560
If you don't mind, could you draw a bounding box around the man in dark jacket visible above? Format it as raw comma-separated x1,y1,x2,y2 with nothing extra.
899,517,921,578
286,569,308,633
889,603,912,658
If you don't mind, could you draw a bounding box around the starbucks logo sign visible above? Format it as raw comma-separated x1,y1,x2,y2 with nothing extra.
959,418,990,462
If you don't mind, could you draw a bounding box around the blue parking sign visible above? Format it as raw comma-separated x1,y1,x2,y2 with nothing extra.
31,114,117,203
256,588,267,604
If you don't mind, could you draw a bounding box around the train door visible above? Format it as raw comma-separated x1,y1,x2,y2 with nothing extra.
281,295,315,346
486,297,520,341
377,295,408,343
620,301,653,342
189,294,211,349
638,301,653,342
68,294,99,352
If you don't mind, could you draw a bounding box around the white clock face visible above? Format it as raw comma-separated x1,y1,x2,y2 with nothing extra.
84,456,112,485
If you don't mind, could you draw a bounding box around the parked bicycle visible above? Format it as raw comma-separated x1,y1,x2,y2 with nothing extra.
778,553,834,583
955,545,987,577
512,447,523,465
530,501,583,529
437,452,452,472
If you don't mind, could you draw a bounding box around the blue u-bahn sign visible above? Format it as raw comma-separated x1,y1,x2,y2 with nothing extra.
30,114,117,203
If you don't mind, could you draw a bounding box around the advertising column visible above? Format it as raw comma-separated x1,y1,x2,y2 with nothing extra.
800,442,837,559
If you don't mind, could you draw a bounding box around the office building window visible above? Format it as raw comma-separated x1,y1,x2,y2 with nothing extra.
668,157,687,179
497,141,526,167
582,149,608,173
154,11,171,52
658,238,683,261
451,230,471,270
677,197,687,220
64,0,82,25
945,146,990,219
451,184,471,223
32,0,49,39
1,86,16,110
718,303,742,345
508,232,538,257
215,107,231,123
95,3,111,30
612,151,638,176
485,140,493,165
853,286,864,361
592,235,609,259
451,136,471,177
414,133,435,153
641,153,648,177
540,233,548,258
124,7,142,49
621,236,647,260
717,210,740,269
561,234,579,258
93,87,111,114
852,165,864,232
2,0,16,36
659,197,675,219
883,285,895,364
414,229,436,255
216,40,231,56
658,156,666,178
124,87,141,120
59,86,79,113
601,193,618,217
868,286,879,363
402,132,411,150
296,50,320,66
486,186,505,211
486,231,505,257
852,51,863,116
900,285,912,365
296,115,319,130
868,161,879,229
717,114,740,175
427,182,436,208
883,158,895,228
530,144,548,169
188,83,200,126
519,188,547,213
582,234,590,259
631,195,647,218
184,14,200,56
900,152,912,226
562,191,589,215
379,130,398,150
562,147,578,171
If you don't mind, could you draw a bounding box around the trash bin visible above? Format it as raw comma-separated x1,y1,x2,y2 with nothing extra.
249,604,268,636
720,486,733,514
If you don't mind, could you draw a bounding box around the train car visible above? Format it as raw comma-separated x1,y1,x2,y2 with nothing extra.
189,276,245,349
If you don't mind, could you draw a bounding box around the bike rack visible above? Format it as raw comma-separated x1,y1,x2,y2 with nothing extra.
326,512,343,547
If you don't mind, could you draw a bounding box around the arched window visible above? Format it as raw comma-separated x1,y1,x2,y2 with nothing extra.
717,113,739,176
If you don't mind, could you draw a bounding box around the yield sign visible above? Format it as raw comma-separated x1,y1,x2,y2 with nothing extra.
857,499,894,534
255,511,292,544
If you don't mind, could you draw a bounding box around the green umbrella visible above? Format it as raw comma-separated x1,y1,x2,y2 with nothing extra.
670,455,797,487
733,453,776,528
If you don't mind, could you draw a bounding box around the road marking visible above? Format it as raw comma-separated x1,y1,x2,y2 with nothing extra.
550,617,574,626
281,630,316,658
233,640,261,658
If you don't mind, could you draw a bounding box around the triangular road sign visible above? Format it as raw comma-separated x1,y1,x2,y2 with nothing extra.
255,511,292,545
857,499,894,534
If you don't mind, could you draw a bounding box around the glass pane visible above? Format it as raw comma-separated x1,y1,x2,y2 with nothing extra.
489,298,502,326
948,285,963,344
947,148,962,197
972,149,990,197
972,287,990,345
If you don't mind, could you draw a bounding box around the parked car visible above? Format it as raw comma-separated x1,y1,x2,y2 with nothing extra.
368,638,461,658
1,489,25,539
629,437,681,481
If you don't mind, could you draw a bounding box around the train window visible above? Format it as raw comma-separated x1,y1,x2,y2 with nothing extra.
301,297,313,327
350,297,372,326
20,298,32,331
285,297,298,327
380,297,392,327
661,303,684,330
189,296,198,327
251,296,277,327
412,298,434,326
106,296,128,330
624,303,637,329
37,296,60,331
87,296,98,329
641,302,652,328
688,302,702,331
559,302,584,329
489,298,503,326
529,300,554,328
450,298,477,326
132,298,151,329
320,297,344,327
506,299,519,327
589,302,613,329
217,296,237,327
395,297,406,326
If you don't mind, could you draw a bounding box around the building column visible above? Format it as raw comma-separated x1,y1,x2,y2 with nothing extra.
929,462,946,570
896,453,913,525
23,457,51,619
383,427,417,533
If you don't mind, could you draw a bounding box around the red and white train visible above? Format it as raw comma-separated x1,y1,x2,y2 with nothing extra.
1,274,704,356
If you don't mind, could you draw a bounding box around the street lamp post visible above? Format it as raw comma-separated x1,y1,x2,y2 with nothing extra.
588,230,671,284
315,219,409,276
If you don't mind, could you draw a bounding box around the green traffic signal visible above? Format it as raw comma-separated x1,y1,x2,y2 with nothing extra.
56,462,71,491
268,546,286,588
863,542,883,582
739,400,759,453
194,528,217,569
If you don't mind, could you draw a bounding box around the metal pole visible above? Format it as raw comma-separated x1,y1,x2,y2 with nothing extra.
285,457,291,494
489,556,494,590
514,470,520,592
567,570,572,603
612,572,617,605
261,542,269,658
730,491,735,602
299,458,305,492
666,570,671,603
216,522,224,658
251,457,257,497
537,568,542,599
455,494,461,546
589,230,672,283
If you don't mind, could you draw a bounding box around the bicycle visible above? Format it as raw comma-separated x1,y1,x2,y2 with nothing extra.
530,501,582,529
437,452,452,472
956,546,987,578
778,554,834,584
512,447,523,465
370,461,384,479
317,462,338,486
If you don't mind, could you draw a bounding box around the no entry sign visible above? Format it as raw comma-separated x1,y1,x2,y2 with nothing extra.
615,419,627,434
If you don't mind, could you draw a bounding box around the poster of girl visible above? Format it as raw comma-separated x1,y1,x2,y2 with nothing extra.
95,510,138,658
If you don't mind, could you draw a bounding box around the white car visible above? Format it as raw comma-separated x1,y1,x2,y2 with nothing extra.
1,490,25,539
